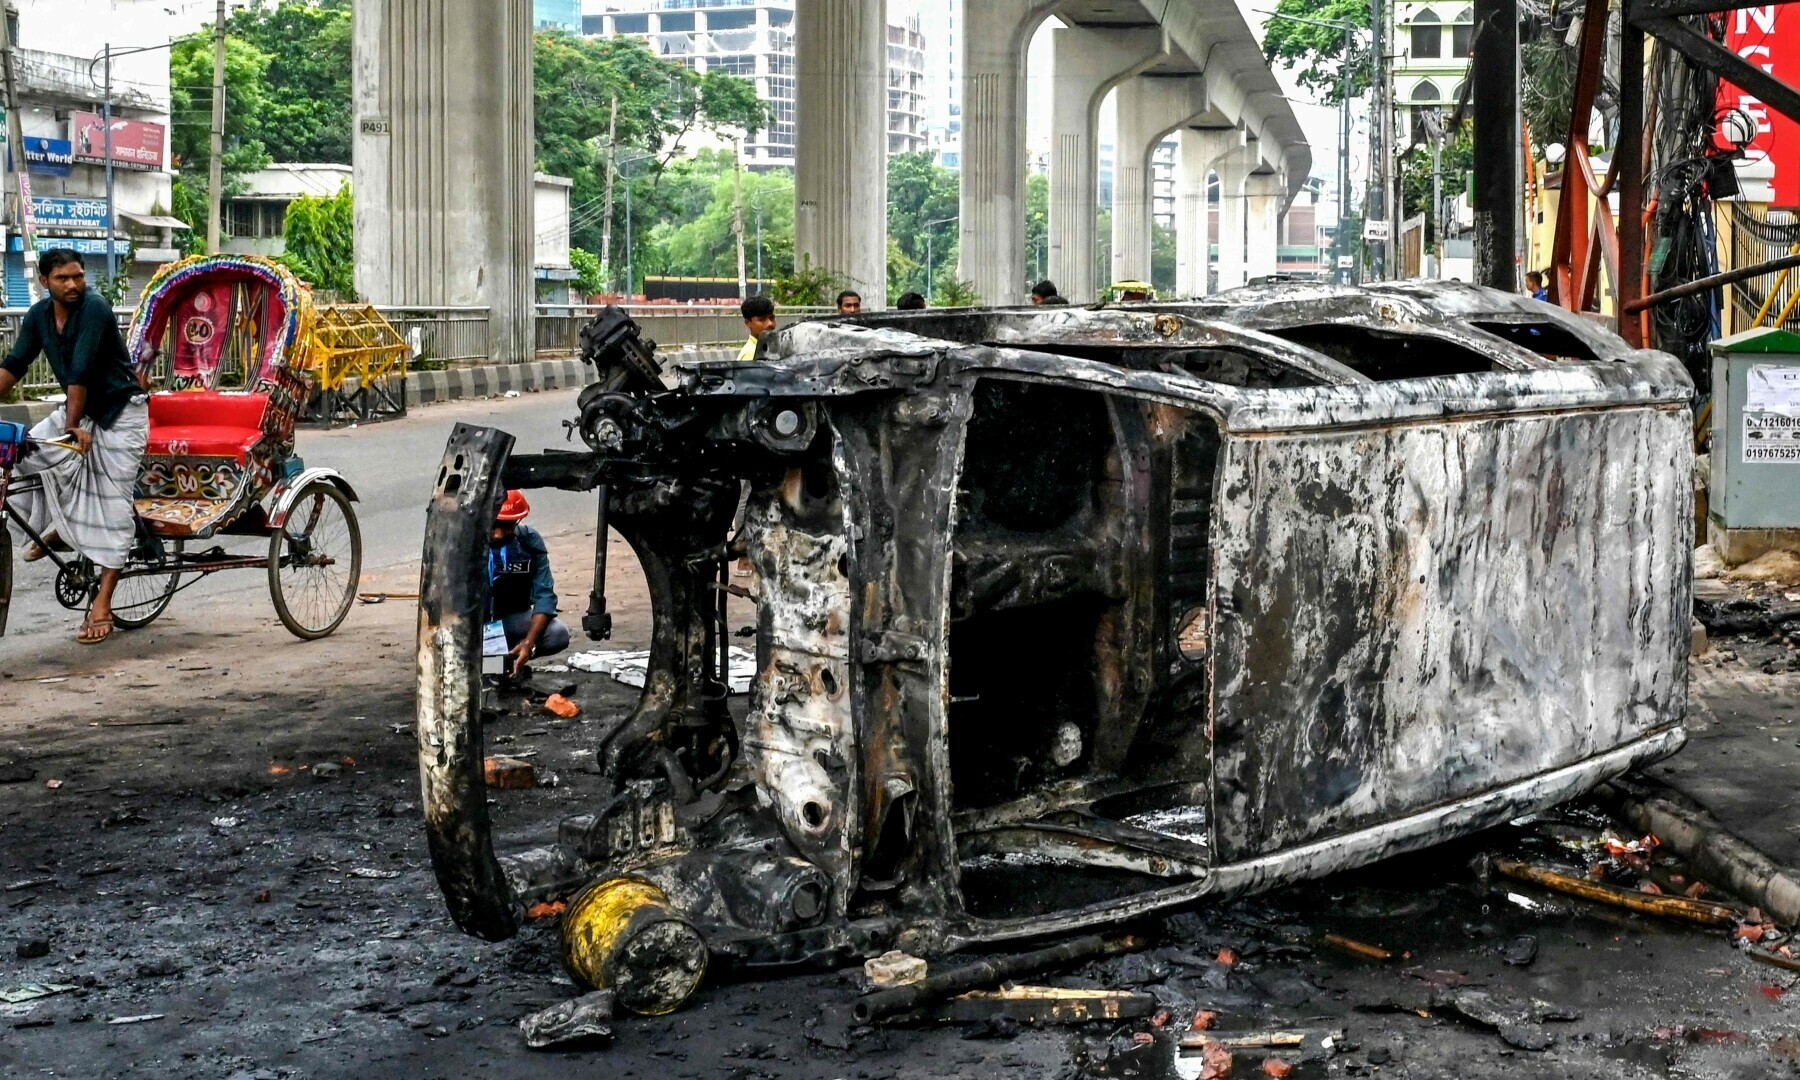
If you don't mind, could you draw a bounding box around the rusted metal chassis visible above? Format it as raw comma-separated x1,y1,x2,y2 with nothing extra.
419,325,1693,959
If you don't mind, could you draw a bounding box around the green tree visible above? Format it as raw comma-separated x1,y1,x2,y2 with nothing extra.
570,247,605,297
280,183,356,297
931,273,980,308
1260,0,1370,105
1151,221,1177,295
647,152,794,282
534,32,768,256
169,30,272,238
886,152,959,295
1400,120,1474,240
1025,172,1050,286
226,0,354,163
774,255,843,307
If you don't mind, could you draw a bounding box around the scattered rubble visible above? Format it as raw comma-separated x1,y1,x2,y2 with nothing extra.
520,990,616,1050
864,950,928,988
483,756,538,790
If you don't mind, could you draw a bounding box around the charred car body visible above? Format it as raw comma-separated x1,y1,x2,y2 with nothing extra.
417,282,1693,1011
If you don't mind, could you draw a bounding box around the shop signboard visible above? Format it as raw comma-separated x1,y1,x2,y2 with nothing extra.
3,135,74,177
69,112,167,171
1716,5,1800,208
7,235,131,256
25,196,109,233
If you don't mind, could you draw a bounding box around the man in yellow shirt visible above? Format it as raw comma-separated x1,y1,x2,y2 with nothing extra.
737,296,776,362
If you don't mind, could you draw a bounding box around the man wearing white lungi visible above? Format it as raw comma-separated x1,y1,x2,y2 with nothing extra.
0,249,148,644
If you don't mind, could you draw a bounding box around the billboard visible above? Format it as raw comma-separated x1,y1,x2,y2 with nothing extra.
69,112,166,171
1717,5,1800,208
26,196,109,233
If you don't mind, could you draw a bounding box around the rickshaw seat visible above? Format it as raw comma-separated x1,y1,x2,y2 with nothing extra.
145,391,270,463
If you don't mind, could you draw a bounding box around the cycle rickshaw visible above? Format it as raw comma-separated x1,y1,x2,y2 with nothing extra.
0,255,362,640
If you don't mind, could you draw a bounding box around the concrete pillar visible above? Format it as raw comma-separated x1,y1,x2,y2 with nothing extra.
1047,25,1166,304
1110,74,1209,287
1213,150,1256,292
1176,128,1240,299
1244,171,1285,283
959,0,1058,306
353,0,535,364
795,0,888,305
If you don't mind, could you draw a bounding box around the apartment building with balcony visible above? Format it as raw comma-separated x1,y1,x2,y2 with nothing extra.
586,1,929,167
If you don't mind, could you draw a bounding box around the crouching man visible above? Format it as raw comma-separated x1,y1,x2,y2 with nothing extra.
487,490,571,678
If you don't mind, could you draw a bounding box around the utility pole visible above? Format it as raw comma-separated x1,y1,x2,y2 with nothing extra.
732,137,746,300
103,44,116,283
1471,0,1518,288
600,95,617,294
1339,25,1352,283
205,0,226,253
0,3,38,301
1367,0,1386,279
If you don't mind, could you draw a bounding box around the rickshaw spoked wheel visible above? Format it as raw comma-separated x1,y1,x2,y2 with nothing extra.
53,560,96,611
269,481,362,640
111,526,181,630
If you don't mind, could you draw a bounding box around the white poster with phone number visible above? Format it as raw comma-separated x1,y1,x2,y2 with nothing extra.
1744,411,1800,463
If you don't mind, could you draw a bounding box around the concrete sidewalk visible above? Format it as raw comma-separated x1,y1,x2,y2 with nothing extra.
1654,668,1800,871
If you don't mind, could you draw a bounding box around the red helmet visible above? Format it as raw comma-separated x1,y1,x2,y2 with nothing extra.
496,490,530,523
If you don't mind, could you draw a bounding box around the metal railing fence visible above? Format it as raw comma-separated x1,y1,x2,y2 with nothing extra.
2,303,839,398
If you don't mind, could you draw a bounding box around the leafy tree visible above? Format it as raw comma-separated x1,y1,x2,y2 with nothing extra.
932,273,980,308
886,237,919,303
1151,221,1177,295
644,152,794,283
169,30,273,235
569,247,605,298
534,32,768,255
281,183,356,297
226,0,354,163
1260,0,1371,105
1025,172,1050,286
887,152,959,295
1400,119,1474,241
773,255,843,307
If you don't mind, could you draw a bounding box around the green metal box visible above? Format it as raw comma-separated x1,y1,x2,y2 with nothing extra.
1710,327,1800,558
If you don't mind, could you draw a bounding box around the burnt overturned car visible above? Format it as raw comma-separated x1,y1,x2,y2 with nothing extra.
416,282,1693,1014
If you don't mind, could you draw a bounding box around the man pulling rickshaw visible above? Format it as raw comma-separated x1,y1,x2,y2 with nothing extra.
0,249,147,644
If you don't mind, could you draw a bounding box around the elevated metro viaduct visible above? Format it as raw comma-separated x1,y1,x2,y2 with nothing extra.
348,0,1309,358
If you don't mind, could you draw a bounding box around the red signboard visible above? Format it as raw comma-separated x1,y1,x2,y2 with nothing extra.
1718,5,1800,208
69,112,166,171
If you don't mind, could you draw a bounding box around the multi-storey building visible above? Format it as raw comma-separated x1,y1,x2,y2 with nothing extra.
913,0,960,168
586,1,929,167
2,0,187,302
1392,0,1473,142
534,0,582,32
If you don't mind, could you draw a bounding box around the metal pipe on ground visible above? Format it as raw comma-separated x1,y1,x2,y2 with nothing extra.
850,934,1147,1025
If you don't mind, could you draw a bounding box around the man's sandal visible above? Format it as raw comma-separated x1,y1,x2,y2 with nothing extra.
77,616,114,645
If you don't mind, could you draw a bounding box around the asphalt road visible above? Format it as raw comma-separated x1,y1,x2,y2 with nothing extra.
3,390,595,656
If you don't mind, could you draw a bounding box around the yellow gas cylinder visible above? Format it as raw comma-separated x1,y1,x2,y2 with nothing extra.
560,877,709,1016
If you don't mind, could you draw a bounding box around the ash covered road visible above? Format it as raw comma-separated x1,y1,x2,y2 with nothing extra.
1,393,1797,1079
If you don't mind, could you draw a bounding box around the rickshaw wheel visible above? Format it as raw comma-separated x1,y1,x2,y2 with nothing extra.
269,481,361,640
111,526,180,630
54,559,96,610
